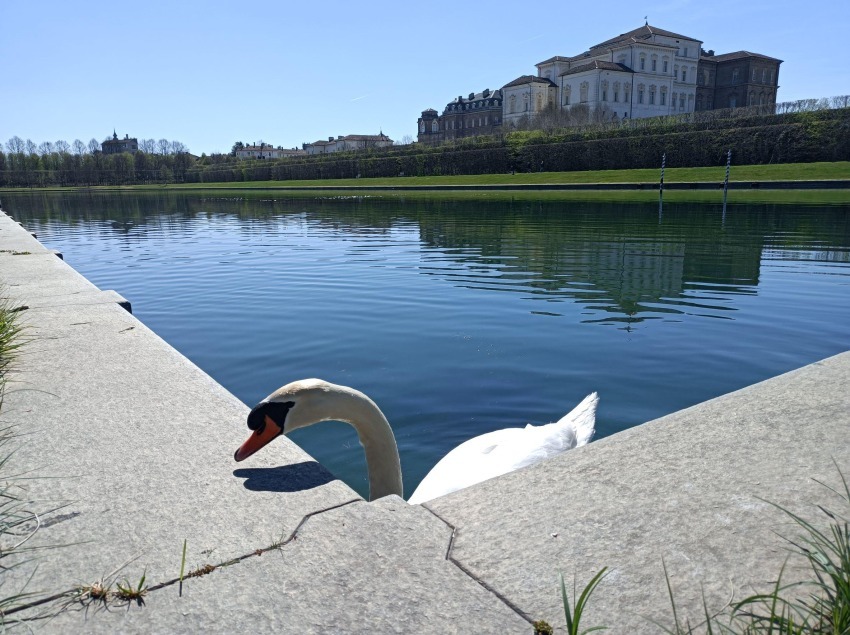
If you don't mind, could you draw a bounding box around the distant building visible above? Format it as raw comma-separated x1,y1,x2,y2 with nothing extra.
235,144,306,160
417,89,503,145
415,23,782,142
696,50,782,111
101,131,138,154
302,133,393,155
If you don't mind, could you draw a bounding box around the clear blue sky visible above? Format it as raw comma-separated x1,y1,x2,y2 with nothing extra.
1,0,847,156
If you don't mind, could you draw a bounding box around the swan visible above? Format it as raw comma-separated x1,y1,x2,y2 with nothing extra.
234,379,598,504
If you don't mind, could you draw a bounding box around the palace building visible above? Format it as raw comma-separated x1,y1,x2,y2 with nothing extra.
417,24,781,145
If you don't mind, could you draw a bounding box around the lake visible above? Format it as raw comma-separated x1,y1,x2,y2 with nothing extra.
3,190,849,499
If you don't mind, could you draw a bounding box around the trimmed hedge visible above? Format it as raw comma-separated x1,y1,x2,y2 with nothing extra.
185,109,850,183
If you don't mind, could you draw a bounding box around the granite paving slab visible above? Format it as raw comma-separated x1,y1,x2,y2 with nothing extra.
26,496,531,634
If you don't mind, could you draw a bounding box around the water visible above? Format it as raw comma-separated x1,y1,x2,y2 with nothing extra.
3,191,849,499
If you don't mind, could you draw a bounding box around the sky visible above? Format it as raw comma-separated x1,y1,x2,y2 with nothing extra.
1,0,847,156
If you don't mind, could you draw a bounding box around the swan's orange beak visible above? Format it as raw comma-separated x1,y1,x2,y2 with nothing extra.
234,415,282,462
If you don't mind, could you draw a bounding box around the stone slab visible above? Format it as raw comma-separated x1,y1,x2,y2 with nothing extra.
1,213,362,611
28,496,531,634
426,351,850,632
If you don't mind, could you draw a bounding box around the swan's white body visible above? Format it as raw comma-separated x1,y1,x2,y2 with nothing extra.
235,379,597,505
407,392,598,504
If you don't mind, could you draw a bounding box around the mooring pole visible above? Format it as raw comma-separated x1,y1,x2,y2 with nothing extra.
659,152,665,218
722,149,731,214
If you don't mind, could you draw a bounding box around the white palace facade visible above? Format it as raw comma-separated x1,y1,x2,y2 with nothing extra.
419,24,781,144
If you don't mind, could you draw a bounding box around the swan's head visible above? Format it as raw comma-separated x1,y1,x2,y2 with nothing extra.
233,379,349,462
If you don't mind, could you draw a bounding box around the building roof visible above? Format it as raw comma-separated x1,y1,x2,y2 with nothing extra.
560,60,634,77
590,24,701,50
447,89,502,105
701,50,783,63
536,55,573,66
502,75,557,89
342,134,392,141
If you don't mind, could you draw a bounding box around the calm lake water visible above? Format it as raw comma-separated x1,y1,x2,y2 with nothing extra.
3,191,849,499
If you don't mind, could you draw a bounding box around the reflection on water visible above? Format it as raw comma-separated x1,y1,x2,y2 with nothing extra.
4,191,850,498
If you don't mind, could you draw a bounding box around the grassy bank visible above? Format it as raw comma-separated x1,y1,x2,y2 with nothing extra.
2,162,848,195
147,161,850,189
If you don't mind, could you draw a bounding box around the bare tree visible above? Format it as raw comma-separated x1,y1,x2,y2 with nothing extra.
55,140,71,154
72,139,87,156
25,139,37,155
158,138,170,155
6,136,25,153
170,140,187,154
140,138,156,153
88,138,100,154
38,141,53,156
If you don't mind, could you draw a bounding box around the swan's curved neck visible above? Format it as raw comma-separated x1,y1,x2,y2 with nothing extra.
312,387,403,501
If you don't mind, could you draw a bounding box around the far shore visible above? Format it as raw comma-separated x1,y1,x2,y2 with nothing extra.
2,161,848,204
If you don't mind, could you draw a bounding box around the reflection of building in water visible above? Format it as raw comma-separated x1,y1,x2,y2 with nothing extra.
577,241,685,314
415,204,770,325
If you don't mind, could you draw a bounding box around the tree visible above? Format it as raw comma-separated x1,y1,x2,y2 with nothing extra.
6,136,24,154
140,138,157,153
170,140,187,154
25,139,37,155
88,138,100,154
54,140,71,154
157,138,170,155
231,141,244,156
72,139,87,156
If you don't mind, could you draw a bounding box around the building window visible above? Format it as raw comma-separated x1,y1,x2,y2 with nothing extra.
649,86,656,104
663,60,668,73
638,88,644,104
680,95,685,109
681,69,686,82
624,87,630,102
732,68,739,82
660,91,666,106
762,69,767,83
640,55,646,70
729,95,737,108
652,59,657,71
602,89,607,101
684,47,688,58
580,82,589,102
613,90,618,102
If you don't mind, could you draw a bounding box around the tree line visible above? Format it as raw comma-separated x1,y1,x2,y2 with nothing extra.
0,136,193,188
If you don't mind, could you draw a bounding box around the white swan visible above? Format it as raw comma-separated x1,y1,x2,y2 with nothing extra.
234,379,598,504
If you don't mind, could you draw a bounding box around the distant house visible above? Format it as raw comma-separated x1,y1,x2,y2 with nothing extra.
303,133,393,155
235,144,306,160
101,131,138,154
418,89,503,145
696,50,782,111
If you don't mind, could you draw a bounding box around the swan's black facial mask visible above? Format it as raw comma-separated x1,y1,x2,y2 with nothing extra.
234,401,295,462
247,401,295,434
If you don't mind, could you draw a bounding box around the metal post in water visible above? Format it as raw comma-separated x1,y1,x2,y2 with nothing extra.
722,149,731,214
658,153,665,218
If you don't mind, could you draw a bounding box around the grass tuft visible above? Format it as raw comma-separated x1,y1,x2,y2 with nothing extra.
114,570,147,605
559,567,609,635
